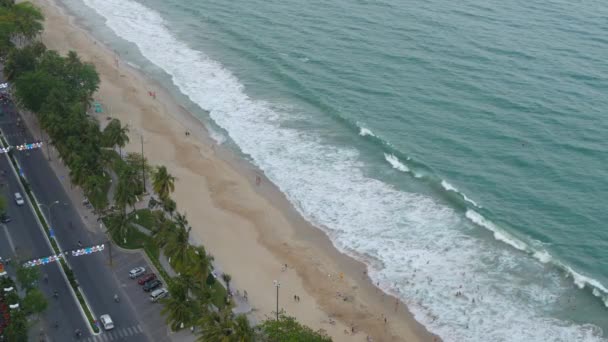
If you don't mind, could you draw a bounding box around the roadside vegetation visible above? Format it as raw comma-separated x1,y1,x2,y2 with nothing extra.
1,1,332,341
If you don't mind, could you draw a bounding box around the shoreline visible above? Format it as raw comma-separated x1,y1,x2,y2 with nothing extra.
32,0,438,341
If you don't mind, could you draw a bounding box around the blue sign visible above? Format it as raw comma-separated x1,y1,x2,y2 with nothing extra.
18,168,23,177
49,228,55,238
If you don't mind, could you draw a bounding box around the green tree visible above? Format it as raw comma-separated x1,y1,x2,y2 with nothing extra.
232,314,255,342
114,166,138,214
106,212,131,244
153,215,176,249
152,165,176,201
102,118,130,154
2,309,27,341
83,173,109,210
67,154,90,187
197,310,253,342
184,245,210,286
164,224,191,273
2,38,44,79
221,273,232,292
175,212,188,230
22,287,48,317
124,152,149,195
196,309,234,342
16,264,39,291
160,274,200,331
258,314,332,342
0,0,15,8
162,197,176,216
10,2,43,44
13,69,55,112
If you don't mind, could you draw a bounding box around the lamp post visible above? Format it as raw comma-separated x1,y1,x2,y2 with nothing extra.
140,134,146,194
40,201,61,244
40,200,60,234
129,122,147,194
273,280,280,321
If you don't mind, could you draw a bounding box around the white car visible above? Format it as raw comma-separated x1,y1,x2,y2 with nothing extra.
129,266,146,279
149,287,169,302
99,314,114,330
14,192,24,206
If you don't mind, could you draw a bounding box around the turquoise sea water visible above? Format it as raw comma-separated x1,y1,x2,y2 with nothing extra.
62,0,608,340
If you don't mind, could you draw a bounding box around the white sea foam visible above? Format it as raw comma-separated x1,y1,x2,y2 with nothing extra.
208,127,227,145
533,249,553,263
358,125,376,137
441,180,480,207
465,209,529,251
82,1,607,340
384,153,410,172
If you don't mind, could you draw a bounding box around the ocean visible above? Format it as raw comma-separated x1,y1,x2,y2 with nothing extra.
60,0,608,340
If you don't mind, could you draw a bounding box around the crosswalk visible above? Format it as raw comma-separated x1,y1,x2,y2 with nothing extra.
82,325,144,341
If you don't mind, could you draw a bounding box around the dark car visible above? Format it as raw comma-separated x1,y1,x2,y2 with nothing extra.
137,273,157,285
143,279,162,292
0,214,11,223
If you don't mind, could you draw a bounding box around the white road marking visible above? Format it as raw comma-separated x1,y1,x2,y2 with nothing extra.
1,223,15,253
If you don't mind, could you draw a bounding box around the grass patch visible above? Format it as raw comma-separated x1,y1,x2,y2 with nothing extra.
129,209,157,232
102,215,149,250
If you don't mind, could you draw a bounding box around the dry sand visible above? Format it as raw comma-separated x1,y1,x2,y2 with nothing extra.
31,0,438,341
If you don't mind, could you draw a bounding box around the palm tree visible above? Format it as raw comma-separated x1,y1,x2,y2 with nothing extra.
68,155,89,187
83,174,108,210
153,216,176,249
232,315,255,342
160,275,199,331
221,274,232,293
164,225,191,273
162,197,176,217
197,310,254,342
186,246,210,286
106,213,131,244
197,310,233,342
103,119,129,156
114,168,138,214
152,166,176,201
175,212,188,229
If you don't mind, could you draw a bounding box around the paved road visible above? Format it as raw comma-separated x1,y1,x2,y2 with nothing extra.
0,80,155,340
0,150,87,341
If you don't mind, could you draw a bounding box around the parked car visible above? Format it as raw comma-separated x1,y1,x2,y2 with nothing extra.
0,214,11,223
13,192,24,206
137,273,156,285
129,267,146,279
143,279,162,292
149,288,169,302
100,314,114,330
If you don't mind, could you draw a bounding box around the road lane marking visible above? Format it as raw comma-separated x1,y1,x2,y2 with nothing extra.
137,324,143,333
1,223,15,253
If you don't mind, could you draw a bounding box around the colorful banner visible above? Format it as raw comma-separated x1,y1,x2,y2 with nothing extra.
15,141,43,151
22,254,62,268
71,244,105,257
0,141,43,154
22,244,105,268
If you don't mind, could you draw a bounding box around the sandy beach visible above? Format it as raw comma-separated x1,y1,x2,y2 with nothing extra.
30,0,437,341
